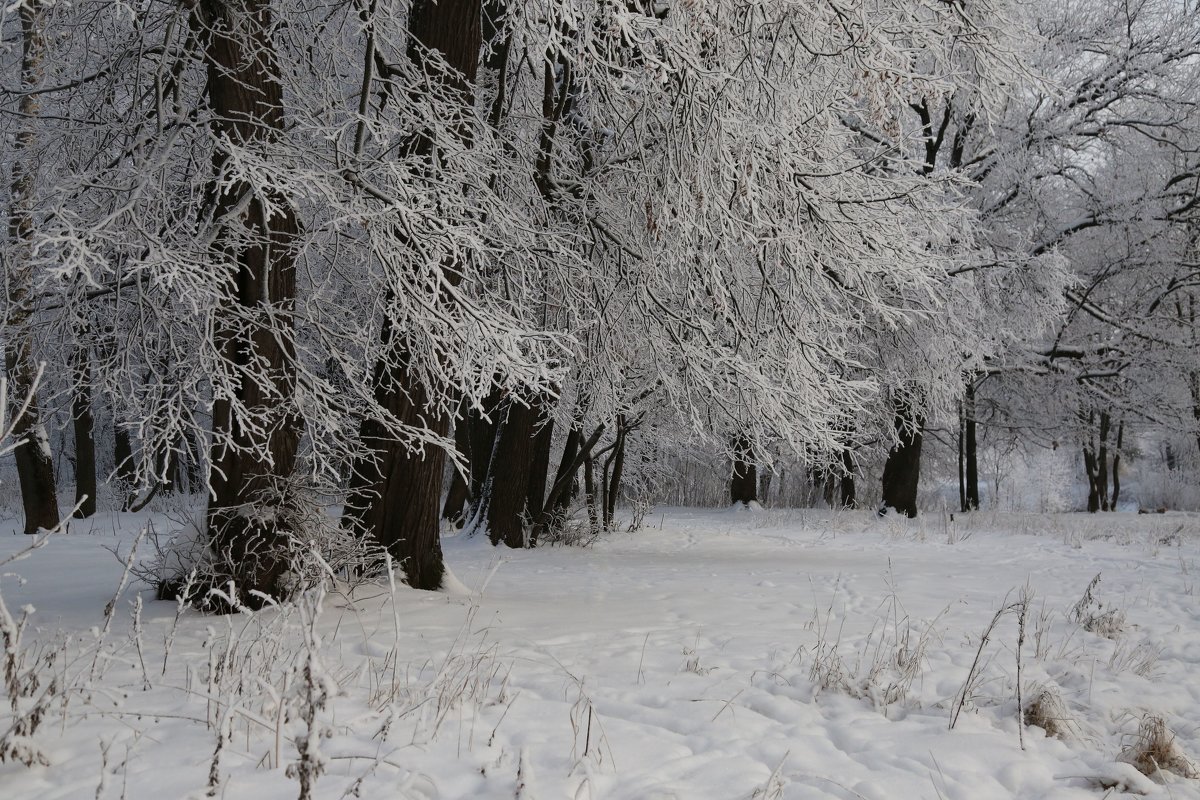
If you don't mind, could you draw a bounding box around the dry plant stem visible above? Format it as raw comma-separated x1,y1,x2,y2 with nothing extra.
92,524,149,680
950,592,1022,731
1016,588,1029,751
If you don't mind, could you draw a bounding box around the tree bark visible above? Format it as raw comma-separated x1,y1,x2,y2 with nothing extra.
485,397,537,548
839,447,856,509
195,0,302,605
964,383,979,511
603,414,627,528
343,347,447,589
5,0,60,534
346,0,483,586
1096,410,1110,511
730,434,758,505
880,406,924,518
466,385,503,516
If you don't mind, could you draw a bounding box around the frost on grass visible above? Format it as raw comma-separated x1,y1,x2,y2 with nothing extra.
1119,715,1200,782
3,509,1200,798
1069,572,1126,639
1023,686,1077,741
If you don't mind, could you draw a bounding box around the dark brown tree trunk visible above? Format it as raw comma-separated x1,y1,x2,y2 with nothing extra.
195,0,302,605
603,414,627,528
485,397,537,548
1083,446,1101,512
343,347,447,589
964,384,979,511
730,435,757,505
72,340,97,519
6,0,60,535
880,409,924,518
550,395,591,518
839,448,856,509
344,0,482,586
467,385,503,512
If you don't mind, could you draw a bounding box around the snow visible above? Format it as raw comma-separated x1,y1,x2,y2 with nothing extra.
2,508,1200,799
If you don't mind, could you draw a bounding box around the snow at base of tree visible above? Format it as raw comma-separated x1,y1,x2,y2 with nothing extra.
2,508,1199,798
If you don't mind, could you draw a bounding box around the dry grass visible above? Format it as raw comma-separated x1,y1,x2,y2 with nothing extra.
1023,686,1077,741
1069,573,1125,639
1119,714,1200,781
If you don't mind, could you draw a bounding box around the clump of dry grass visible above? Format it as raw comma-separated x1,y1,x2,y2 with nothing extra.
1119,714,1200,781
1023,686,1077,741
1069,573,1125,639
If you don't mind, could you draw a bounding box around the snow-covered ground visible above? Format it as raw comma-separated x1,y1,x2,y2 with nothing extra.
2,507,1199,799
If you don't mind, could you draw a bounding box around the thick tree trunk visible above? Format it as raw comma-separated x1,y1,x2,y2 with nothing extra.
730,435,757,505
6,0,60,535
72,340,97,519
466,385,503,515
485,397,537,548
880,410,924,519
347,0,482,585
343,343,447,589
196,0,302,605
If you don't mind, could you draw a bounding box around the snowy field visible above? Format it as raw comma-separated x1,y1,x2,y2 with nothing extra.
2,508,1200,799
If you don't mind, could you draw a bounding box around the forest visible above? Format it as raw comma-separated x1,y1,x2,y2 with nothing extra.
1,0,1197,600
4,0,1200,796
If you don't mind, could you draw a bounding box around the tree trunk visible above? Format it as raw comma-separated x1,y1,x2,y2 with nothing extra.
964,384,979,511
730,434,757,505
1111,419,1124,510
346,0,483,585
485,397,537,548
5,0,60,535
603,414,627,528
1083,447,1101,512
839,448,856,509
343,346,447,589
550,393,591,519
72,340,97,519
196,0,302,605
880,410,924,518
958,400,965,513
466,385,503,516
1096,411,1111,511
